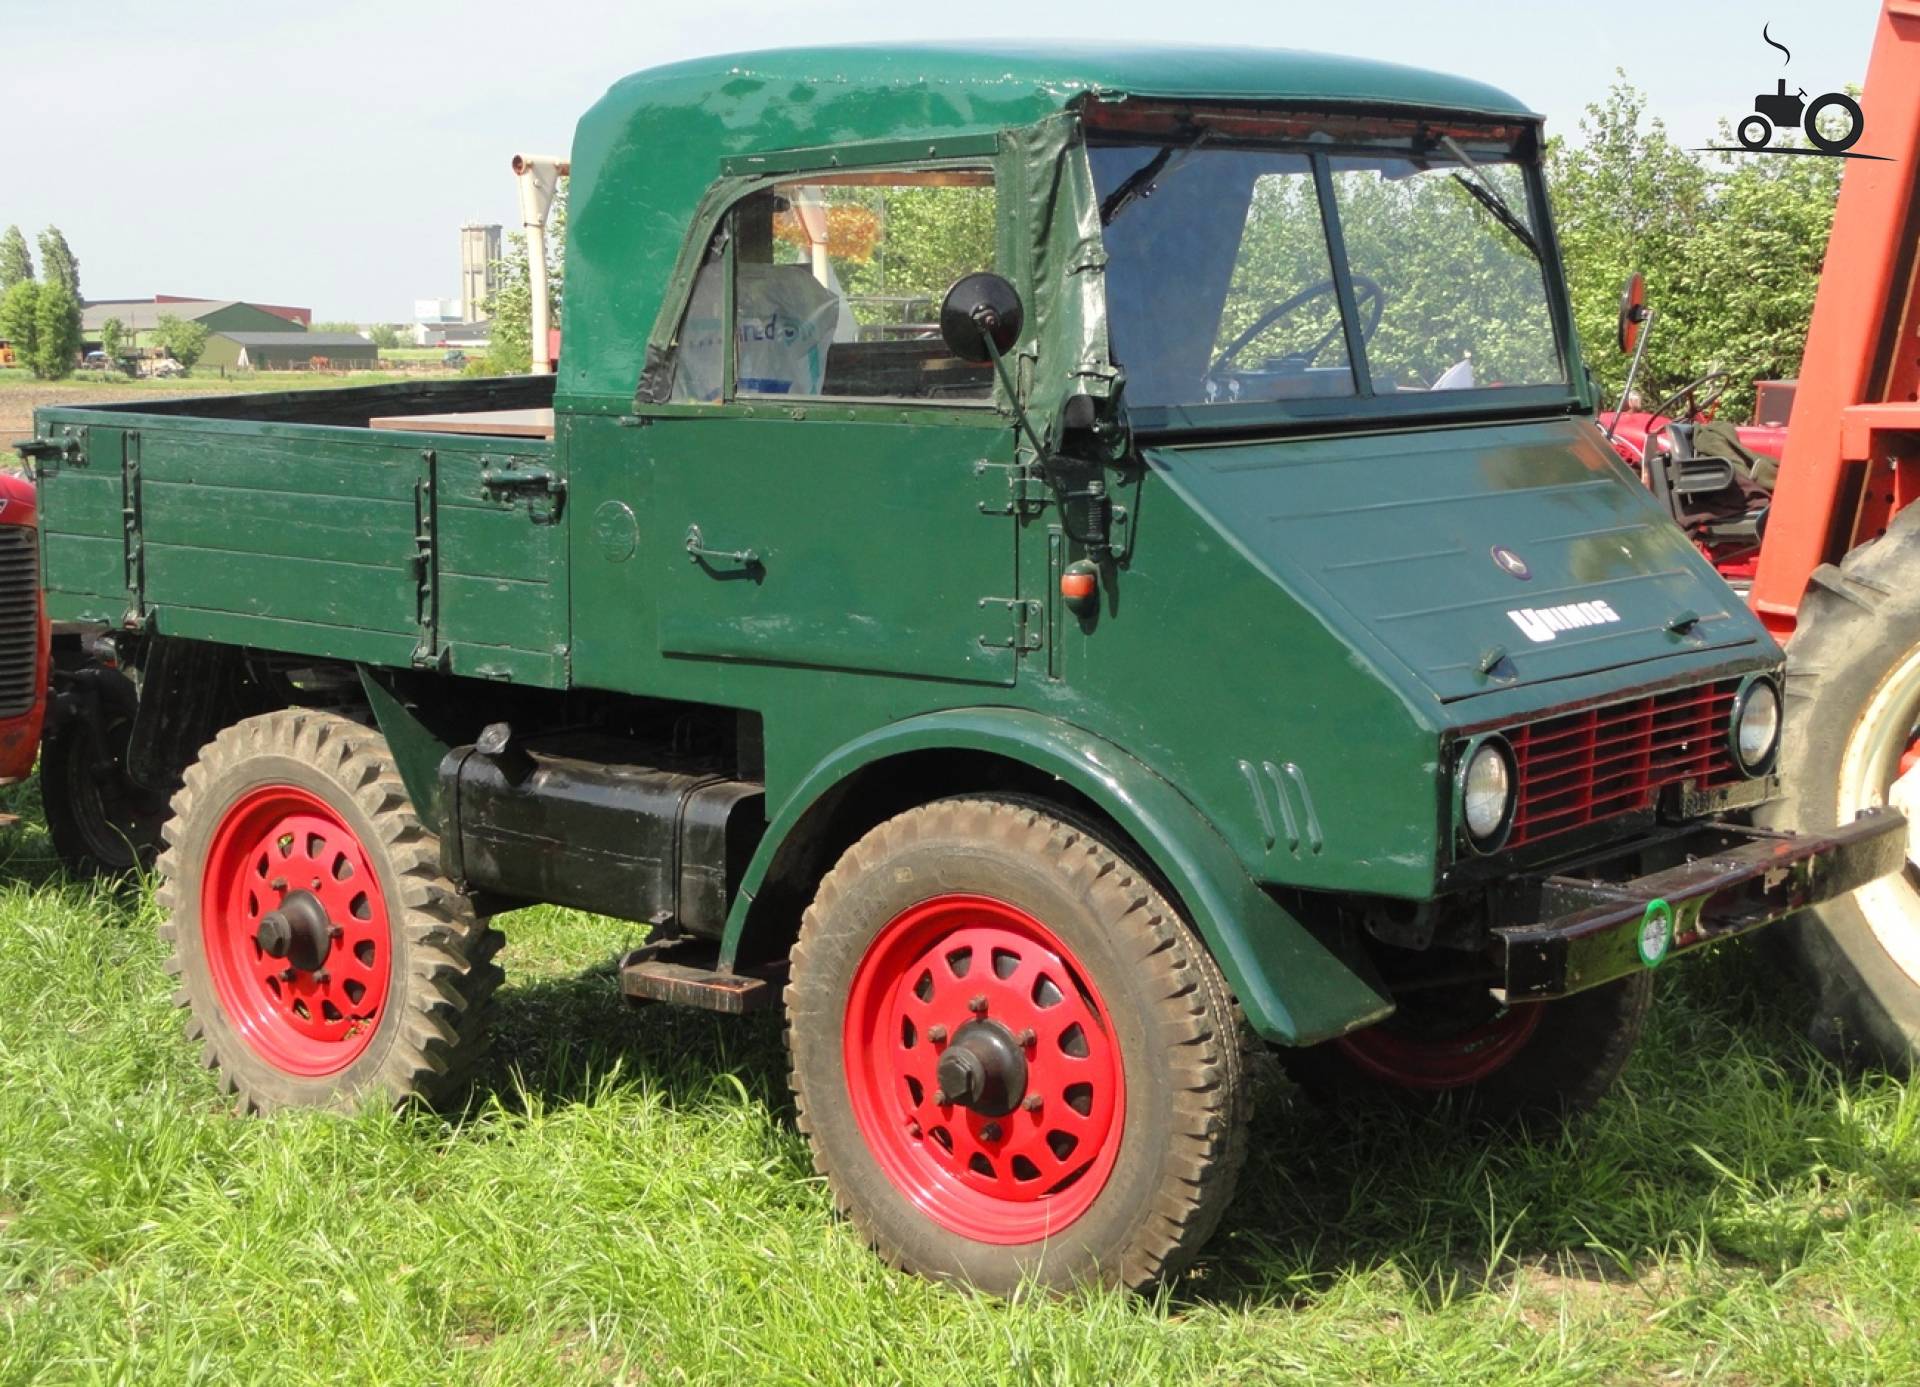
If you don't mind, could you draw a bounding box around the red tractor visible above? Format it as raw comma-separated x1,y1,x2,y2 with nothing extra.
0,463,167,876
1607,0,1920,1062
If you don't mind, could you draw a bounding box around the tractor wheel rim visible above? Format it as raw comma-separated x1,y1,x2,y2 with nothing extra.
1335,1001,1543,1089
1839,641,1920,985
201,784,393,1076
843,893,1125,1245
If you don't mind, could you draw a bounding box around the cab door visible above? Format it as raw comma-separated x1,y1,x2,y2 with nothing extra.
571,158,1028,693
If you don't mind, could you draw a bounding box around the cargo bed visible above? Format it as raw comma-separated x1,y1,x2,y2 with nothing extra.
27,376,569,686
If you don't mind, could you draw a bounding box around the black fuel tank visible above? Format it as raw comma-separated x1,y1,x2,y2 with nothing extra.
439,734,764,935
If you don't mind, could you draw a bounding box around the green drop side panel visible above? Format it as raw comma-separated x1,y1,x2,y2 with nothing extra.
38,421,568,686
38,425,134,626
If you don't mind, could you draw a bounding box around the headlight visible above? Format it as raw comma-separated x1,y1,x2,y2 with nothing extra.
1733,678,1781,774
1460,737,1516,852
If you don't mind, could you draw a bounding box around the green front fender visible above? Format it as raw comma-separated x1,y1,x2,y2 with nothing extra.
722,708,1391,1046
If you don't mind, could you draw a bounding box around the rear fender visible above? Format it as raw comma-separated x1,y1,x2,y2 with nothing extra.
723,708,1392,1045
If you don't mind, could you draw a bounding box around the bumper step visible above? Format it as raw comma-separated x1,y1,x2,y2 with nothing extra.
1493,808,1908,1001
618,937,785,1014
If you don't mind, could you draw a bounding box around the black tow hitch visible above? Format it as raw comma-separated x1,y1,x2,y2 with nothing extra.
1491,809,1908,1001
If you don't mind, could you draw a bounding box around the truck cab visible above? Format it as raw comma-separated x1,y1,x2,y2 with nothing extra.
21,43,1908,1295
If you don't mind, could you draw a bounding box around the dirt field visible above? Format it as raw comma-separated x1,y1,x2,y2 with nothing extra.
0,368,463,441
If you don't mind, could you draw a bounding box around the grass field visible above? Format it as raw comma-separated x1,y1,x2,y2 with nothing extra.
1,767,1917,1385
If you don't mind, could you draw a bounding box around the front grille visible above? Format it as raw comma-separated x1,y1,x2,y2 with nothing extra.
1506,680,1744,848
0,526,40,718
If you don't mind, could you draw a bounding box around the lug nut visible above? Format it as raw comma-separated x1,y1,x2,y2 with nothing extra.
1023,1094,1043,1113
906,1120,922,1139
280,968,297,983
979,1122,1002,1142
928,1024,948,1043
314,970,330,985
329,926,344,940
968,994,987,1014
1016,1028,1036,1047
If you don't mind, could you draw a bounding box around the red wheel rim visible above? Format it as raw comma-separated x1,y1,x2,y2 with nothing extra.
201,784,393,1076
843,893,1125,1244
1335,1002,1543,1090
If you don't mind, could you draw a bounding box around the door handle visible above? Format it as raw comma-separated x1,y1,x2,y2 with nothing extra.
685,524,762,570
481,463,562,494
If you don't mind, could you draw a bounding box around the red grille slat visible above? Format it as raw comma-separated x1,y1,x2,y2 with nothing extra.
1503,679,1744,847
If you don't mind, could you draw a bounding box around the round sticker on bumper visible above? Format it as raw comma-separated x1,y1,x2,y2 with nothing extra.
1638,898,1674,968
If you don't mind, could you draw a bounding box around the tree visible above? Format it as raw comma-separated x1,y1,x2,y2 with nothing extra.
31,282,81,380
36,226,78,298
0,227,31,291
311,320,362,334
100,316,125,362
0,281,39,369
368,323,402,350
152,313,210,373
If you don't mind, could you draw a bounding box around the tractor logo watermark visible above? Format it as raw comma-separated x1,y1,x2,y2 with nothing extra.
1700,25,1886,161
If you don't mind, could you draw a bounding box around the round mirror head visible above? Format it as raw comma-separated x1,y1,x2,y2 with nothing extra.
1618,273,1648,355
939,272,1025,364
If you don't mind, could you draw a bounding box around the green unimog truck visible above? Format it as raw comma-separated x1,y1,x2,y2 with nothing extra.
18,44,1907,1293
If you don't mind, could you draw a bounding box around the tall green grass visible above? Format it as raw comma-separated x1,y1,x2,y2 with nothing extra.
1,783,1915,1384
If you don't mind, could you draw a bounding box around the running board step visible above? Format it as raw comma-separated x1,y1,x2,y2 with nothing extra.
617,938,785,1014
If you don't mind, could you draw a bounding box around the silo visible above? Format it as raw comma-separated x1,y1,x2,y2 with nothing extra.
460,223,503,322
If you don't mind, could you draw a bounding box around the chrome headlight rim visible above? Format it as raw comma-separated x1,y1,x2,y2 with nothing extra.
1730,673,1783,776
1455,733,1518,855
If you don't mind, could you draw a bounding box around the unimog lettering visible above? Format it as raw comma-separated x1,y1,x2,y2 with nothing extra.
20,41,1904,1297
1507,600,1624,642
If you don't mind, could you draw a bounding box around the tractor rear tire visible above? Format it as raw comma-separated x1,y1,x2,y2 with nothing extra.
1758,507,1920,1068
786,797,1250,1294
156,709,504,1113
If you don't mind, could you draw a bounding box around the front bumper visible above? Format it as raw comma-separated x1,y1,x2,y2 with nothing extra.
1491,808,1908,1001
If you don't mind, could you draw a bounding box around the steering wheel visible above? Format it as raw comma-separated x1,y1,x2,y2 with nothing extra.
1210,274,1385,379
1647,369,1730,424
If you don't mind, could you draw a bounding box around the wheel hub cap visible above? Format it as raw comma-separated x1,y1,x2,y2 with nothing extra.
255,889,334,973
842,893,1125,1244
934,1020,1028,1116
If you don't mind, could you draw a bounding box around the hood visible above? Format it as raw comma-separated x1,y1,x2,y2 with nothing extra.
1147,417,1769,704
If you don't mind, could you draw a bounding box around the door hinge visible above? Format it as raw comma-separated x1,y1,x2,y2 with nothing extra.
978,596,1043,652
974,459,1048,518
121,431,144,625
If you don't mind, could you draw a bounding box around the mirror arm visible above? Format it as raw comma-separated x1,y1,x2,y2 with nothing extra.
974,309,1053,465
1604,305,1655,444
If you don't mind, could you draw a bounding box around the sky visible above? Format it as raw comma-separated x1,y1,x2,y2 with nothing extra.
4,0,1885,322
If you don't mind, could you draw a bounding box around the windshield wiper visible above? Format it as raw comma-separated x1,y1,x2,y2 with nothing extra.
1439,134,1541,261
1100,129,1211,226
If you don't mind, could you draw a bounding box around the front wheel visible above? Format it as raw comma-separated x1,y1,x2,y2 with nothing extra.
1738,114,1774,151
1282,973,1654,1122
157,709,503,1113
786,798,1250,1294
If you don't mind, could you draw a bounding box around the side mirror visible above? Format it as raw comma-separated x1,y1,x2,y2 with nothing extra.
939,272,1024,364
1617,272,1648,355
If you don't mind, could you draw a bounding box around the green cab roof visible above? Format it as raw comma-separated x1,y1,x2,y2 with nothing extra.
560,42,1537,400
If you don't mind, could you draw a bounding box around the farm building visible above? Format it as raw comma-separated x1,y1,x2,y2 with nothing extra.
80,299,304,353
216,332,377,370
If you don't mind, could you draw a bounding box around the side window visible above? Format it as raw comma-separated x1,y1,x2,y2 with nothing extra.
670,230,727,403
739,169,998,402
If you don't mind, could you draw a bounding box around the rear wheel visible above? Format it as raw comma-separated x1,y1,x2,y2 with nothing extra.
1759,508,1920,1067
1283,973,1653,1121
40,665,170,876
157,709,503,1112
786,798,1249,1294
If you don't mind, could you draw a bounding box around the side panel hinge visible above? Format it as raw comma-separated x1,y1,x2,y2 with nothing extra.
974,459,1049,518
978,596,1043,652
412,449,441,668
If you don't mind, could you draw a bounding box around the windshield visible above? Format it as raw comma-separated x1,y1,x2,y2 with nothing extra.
1087,117,1569,420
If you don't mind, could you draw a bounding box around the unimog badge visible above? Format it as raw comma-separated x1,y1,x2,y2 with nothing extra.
1507,600,1624,642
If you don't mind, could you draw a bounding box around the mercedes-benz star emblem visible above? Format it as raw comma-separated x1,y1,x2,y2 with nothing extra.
1491,546,1531,580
